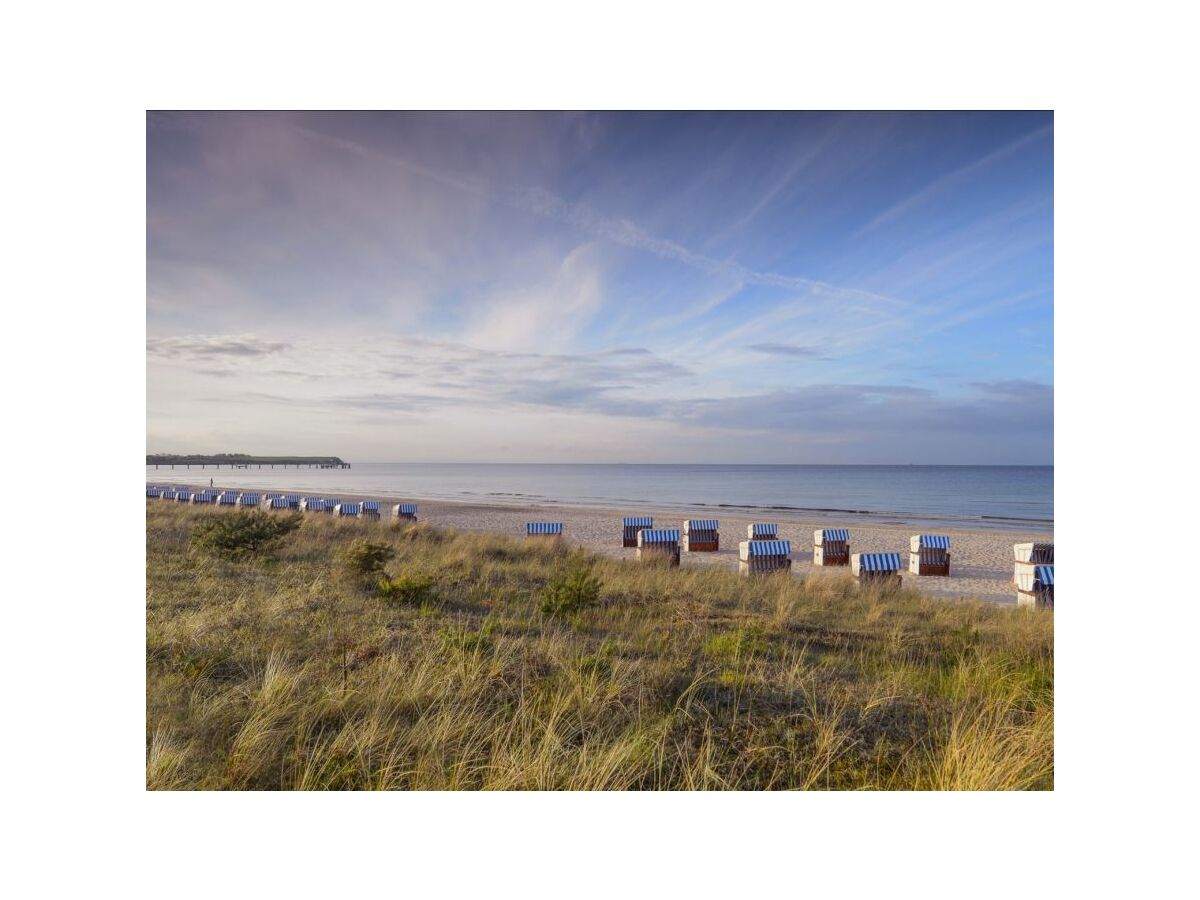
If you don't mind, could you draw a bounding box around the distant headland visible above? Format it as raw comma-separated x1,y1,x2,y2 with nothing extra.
146,453,350,469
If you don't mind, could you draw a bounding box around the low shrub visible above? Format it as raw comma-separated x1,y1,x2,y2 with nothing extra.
540,564,602,618
190,510,301,558
377,573,436,607
336,540,395,580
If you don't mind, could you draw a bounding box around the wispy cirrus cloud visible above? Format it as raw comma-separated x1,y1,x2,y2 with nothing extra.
858,122,1053,234
746,342,829,359
147,334,291,359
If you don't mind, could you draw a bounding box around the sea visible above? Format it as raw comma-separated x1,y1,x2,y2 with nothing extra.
147,463,1053,531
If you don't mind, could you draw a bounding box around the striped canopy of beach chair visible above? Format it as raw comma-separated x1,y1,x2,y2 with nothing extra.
1014,542,1054,563
527,522,563,535
1035,565,1053,587
911,534,951,551
238,493,261,506
285,495,301,507
857,552,902,571
161,490,177,500
684,519,719,532
742,539,791,558
638,528,680,545
266,497,290,509
265,493,284,500
175,490,192,501
815,528,850,544
217,492,238,505
335,503,361,516
623,516,653,528
750,523,778,538
395,503,417,516
362,500,380,512
146,486,162,497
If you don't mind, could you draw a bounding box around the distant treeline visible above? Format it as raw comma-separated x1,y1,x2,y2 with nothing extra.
147,453,347,466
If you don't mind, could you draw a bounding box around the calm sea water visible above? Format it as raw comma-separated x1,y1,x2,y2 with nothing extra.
147,463,1053,529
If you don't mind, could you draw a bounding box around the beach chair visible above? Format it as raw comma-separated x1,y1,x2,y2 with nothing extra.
623,516,653,547
264,493,284,500
285,495,302,509
1013,542,1054,584
237,492,261,508
146,486,163,498
393,502,418,521
813,528,850,566
682,519,719,552
216,491,239,507
160,489,177,501
852,552,903,586
334,502,361,518
174,489,192,503
637,528,680,566
322,498,341,514
191,490,217,504
526,522,563,544
299,497,323,512
264,497,291,510
360,500,381,519
909,534,951,576
747,523,778,540
1016,564,1054,609
739,539,792,576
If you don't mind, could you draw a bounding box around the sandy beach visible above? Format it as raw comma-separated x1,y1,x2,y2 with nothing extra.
161,480,1051,605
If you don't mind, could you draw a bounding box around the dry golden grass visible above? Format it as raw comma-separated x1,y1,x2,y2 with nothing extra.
146,502,1053,790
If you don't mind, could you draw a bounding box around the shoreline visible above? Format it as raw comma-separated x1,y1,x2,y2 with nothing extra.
152,478,1053,606
149,476,1052,534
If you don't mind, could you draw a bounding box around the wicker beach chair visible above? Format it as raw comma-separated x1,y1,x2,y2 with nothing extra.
636,528,680,566
738,539,792,576
813,528,850,566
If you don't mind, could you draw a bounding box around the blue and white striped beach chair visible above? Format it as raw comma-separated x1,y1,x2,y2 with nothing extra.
623,516,653,547
909,535,951,576
637,528,680,565
1016,564,1053,609
739,539,792,575
526,522,563,543
852,552,903,585
393,502,418,521
682,519,719,552
813,528,850,566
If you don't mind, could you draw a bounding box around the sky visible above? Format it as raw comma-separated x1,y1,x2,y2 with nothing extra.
147,111,1053,464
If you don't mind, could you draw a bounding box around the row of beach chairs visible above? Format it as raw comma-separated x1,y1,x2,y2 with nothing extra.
537,517,1053,607
145,486,418,520
147,487,1051,607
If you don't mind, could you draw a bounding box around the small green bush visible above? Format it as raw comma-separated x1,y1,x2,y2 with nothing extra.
190,510,301,557
337,540,395,580
377,573,436,607
540,564,602,618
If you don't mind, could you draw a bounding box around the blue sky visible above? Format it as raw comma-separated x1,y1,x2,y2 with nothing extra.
147,111,1052,463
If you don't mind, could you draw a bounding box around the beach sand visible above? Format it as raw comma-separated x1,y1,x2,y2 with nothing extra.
161,482,1052,606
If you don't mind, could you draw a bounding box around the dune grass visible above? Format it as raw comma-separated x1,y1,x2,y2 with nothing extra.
146,503,1053,790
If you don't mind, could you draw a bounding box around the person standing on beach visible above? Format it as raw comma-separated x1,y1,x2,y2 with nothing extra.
210,477,213,487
